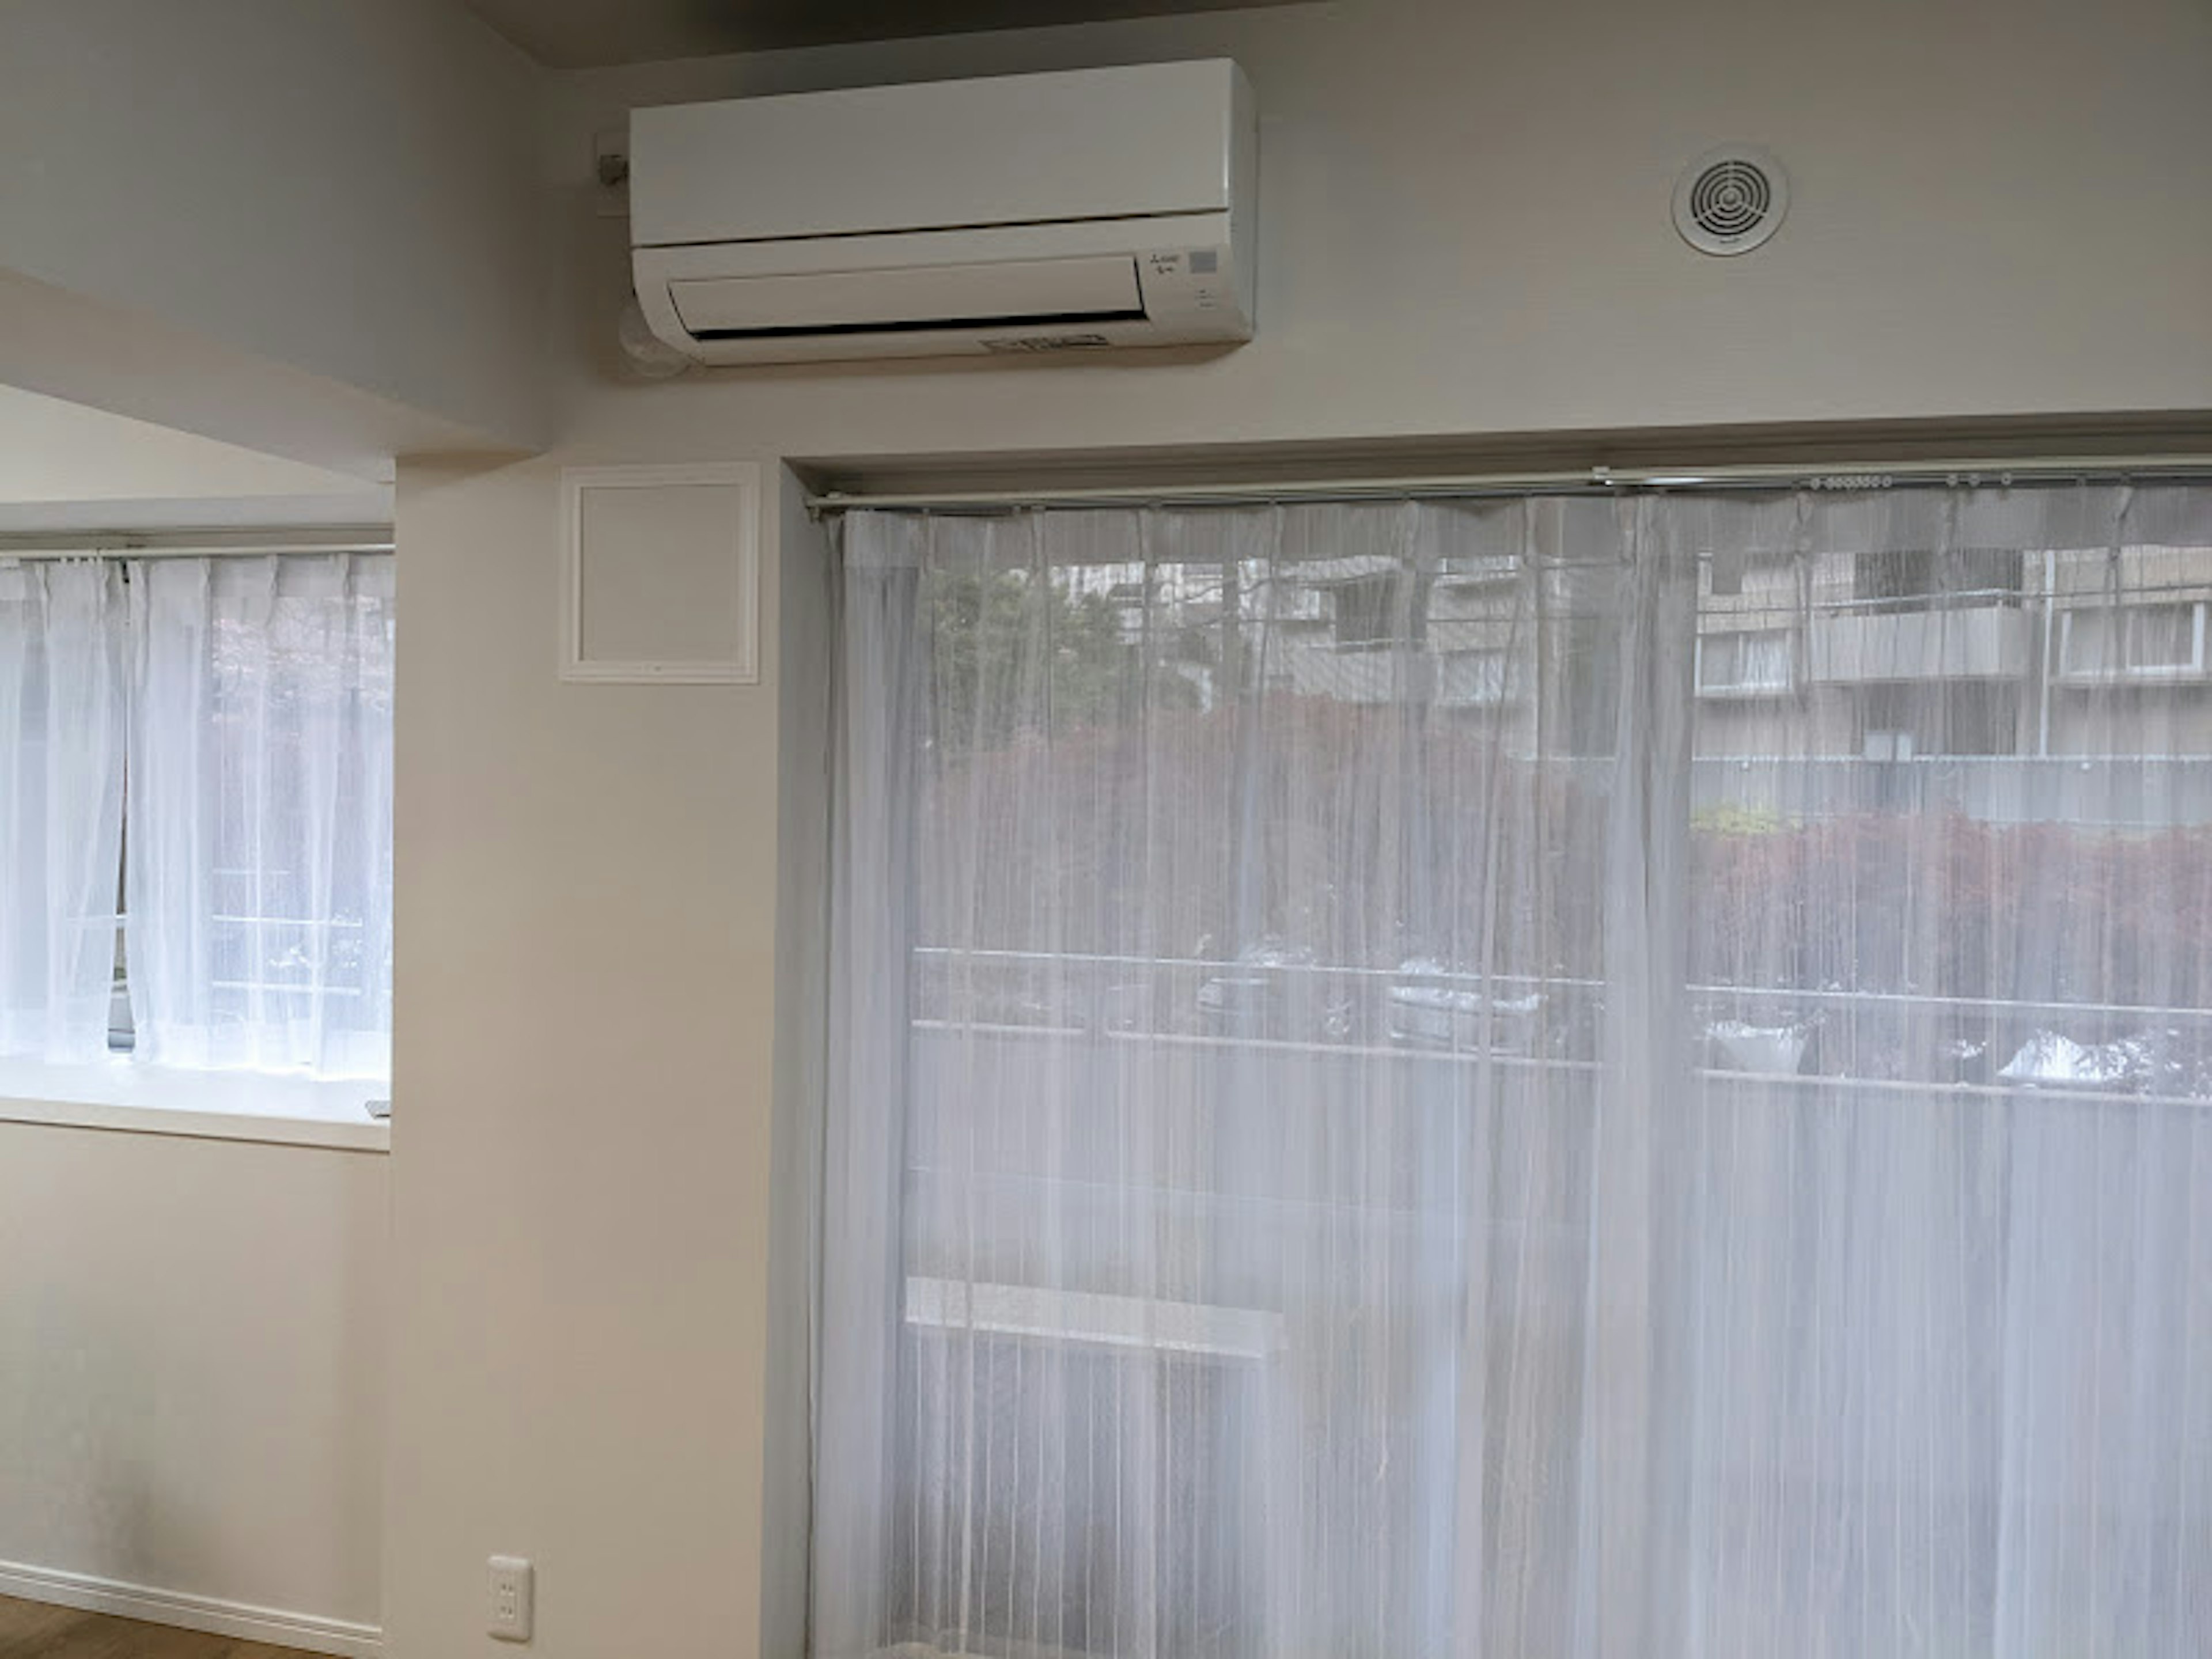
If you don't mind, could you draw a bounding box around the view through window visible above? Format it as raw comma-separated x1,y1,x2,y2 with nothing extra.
0,553,393,1081
817,487,2212,1659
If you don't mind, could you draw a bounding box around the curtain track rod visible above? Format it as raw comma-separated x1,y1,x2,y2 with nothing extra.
0,531,394,564
808,454,2212,516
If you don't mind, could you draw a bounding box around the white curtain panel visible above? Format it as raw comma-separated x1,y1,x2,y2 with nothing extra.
126,555,395,1079
820,486,2212,1659
0,562,127,1062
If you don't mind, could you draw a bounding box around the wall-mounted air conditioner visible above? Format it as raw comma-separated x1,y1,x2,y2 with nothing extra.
628,60,1256,367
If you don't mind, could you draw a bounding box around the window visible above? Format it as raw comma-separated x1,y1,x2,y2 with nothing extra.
0,553,393,1082
2059,599,2206,679
1327,572,1399,646
1435,552,1518,586
1438,644,1512,706
0,562,124,1066
1696,625,1794,694
820,487,2212,1659
1853,680,2020,756
1853,544,2023,611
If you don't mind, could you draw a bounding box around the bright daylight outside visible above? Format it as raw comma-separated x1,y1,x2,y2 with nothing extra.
0,554,393,1088
817,484,2212,1659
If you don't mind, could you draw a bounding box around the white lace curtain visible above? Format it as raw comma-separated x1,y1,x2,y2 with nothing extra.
0,553,392,1079
0,562,127,1062
820,484,2212,1659
127,555,396,1078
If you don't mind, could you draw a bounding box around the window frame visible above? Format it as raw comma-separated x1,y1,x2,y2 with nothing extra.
1694,625,1797,697
2056,599,2209,682
1,544,395,1132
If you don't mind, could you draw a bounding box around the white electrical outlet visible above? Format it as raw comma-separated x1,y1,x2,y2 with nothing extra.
488,1555,534,1642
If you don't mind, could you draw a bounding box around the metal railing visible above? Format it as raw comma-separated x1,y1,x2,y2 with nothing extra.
908,945,2212,1111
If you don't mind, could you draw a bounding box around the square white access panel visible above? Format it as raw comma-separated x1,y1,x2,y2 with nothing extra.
560,462,760,683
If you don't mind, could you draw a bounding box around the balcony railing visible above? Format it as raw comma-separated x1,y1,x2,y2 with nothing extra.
909,945,2212,1111
1806,604,2031,682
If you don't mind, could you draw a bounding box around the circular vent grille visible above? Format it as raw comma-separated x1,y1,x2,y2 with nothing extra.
1673,146,1789,256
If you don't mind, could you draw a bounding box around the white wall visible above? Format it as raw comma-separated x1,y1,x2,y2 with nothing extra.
0,0,549,470
0,388,365,506
388,454,793,1659
387,3,2212,1658
0,1124,386,1639
542,0,2212,459
0,9,530,1645
0,385,391,534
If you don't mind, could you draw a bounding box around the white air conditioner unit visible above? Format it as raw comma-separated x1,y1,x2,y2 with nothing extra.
628,60,1256,367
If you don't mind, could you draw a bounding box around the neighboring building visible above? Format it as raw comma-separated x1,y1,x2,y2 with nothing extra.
1175,540,2212,766
1696,540,2212,759
1072,536,2212,824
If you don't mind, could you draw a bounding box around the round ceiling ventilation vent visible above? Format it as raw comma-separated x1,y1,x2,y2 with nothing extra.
1672,146,1789,256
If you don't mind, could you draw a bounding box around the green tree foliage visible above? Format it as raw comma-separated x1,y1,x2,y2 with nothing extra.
926,567,1199,751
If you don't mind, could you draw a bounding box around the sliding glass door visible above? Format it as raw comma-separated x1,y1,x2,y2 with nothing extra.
817,485,2212,1659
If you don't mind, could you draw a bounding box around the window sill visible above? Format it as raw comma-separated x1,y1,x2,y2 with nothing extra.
0,1059,389,1153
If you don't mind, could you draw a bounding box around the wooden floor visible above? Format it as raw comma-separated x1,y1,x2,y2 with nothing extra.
0,1596,314,1659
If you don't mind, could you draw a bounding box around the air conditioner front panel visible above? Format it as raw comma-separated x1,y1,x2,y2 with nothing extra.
669,255,1145,339
626,63,1256,367
634,212,1252,365
631,60,1241,247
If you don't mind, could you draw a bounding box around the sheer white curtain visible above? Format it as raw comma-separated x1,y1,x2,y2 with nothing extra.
0,562,127,1062
126,554,395,1079
820,487,2212,1659
1673,484,2212,1657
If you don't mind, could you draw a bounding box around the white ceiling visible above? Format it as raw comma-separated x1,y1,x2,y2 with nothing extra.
460,0,1301,67
0,385,391,536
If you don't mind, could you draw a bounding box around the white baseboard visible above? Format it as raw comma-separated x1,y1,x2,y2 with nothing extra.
0,1557,381,1657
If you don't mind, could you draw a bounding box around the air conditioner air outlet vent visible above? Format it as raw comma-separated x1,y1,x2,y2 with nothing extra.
692,308,1146,343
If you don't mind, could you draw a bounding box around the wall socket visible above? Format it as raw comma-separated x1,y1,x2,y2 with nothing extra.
488,1555,534,1642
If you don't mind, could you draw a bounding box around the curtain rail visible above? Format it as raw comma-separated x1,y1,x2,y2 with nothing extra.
0,530,393,563
809,455,2212,516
